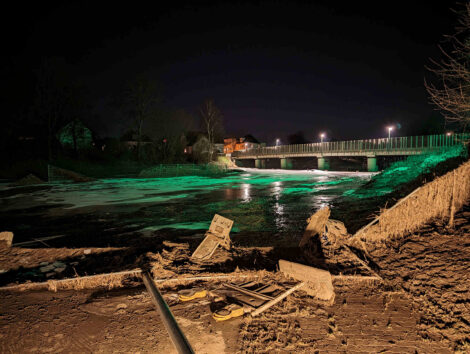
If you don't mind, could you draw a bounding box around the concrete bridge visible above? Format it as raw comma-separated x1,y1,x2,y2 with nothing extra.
231,133,470,171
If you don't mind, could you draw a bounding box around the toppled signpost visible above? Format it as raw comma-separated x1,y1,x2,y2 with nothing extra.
191,214,234,261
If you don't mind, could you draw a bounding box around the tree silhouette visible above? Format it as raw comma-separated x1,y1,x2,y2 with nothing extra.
425,3,470,129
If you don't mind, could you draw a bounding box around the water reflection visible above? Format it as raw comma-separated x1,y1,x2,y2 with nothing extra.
271,181,285,230
241,183,251,202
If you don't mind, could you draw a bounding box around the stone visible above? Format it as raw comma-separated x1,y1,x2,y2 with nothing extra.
40,265,55,273
0,231,14,247
39,262,49,266
84,249,92,255
54,267,66,274
52,261,66,268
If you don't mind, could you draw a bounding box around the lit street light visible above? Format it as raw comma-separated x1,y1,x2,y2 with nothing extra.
320,133,325,143
446,131,452,136
387,126,393,139
276,138,280,146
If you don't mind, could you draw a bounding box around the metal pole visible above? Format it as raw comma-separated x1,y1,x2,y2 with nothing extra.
142,272,195,354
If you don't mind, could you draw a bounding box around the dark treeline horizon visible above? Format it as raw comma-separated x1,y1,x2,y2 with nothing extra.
0,0,462,162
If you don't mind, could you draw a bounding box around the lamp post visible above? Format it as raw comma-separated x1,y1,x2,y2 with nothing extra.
387,126,393,139
276,138,280,146
320,133,325,143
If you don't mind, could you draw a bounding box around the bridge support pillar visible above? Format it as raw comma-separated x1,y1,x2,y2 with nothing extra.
255,159,266,169
280,158,293,169
367,156,378,172
317,157,330,170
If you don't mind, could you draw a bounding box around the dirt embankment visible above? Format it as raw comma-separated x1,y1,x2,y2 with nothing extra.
366,207,470,352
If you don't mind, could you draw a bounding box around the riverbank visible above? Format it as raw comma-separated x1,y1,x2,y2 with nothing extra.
1,202,468,352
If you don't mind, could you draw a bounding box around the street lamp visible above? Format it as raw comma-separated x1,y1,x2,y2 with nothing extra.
276,138,280,146
387,126,393,139
446,131,452,136
320,133,325,143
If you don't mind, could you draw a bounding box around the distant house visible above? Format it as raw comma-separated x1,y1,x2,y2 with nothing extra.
224,135,261,155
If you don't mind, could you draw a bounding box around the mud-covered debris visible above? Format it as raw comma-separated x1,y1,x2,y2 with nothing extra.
191,214,234,261
299,207,330,248
0,231,14,248
279,259,335,304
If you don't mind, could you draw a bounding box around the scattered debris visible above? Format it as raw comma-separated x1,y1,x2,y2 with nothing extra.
213,303,244,321
251,282,305,317
299,207,330,248
0,231,13,248
191,214,234,261
178,288,207,302
279,259,335,304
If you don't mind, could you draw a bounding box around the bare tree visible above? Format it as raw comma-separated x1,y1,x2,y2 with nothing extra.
425,4,470,129
35,58,73,160
199,98,223,161
123,78,161,161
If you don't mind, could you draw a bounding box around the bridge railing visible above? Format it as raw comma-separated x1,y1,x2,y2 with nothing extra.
232,133,470,158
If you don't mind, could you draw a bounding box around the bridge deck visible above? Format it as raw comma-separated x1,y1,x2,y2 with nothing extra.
232,134,469,159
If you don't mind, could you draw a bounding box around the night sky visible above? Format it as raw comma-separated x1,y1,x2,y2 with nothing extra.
2,0,459,144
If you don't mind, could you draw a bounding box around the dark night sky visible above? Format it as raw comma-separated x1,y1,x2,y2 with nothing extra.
2,0,460,144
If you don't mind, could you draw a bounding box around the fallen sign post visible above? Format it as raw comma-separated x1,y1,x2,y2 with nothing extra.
191,214,234,261
142,271,195,354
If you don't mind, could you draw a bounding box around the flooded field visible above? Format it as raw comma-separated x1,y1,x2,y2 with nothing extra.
0,169,371,246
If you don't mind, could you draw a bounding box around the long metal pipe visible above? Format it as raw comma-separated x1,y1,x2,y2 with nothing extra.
142,272,195,354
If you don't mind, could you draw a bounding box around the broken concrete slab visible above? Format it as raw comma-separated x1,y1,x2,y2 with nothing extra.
279,259,334,304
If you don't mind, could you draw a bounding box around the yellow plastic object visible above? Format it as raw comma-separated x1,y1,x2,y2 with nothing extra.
178,288,207,302
213,304,244,321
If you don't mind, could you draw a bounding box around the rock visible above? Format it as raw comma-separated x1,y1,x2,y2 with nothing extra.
54,267,66,274
0,231,14,248
46,272,55,278
52,261,66,268
116,303,128,310
40,265,55,273
0,269,7,274
84,249,92,255
39,262,49,266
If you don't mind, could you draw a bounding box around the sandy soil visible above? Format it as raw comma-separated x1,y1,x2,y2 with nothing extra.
0,205,468,352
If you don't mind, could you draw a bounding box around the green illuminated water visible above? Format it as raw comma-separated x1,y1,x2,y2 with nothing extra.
0,169,371,240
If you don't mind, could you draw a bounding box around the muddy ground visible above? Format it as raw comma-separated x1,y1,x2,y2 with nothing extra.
0,205,469,353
